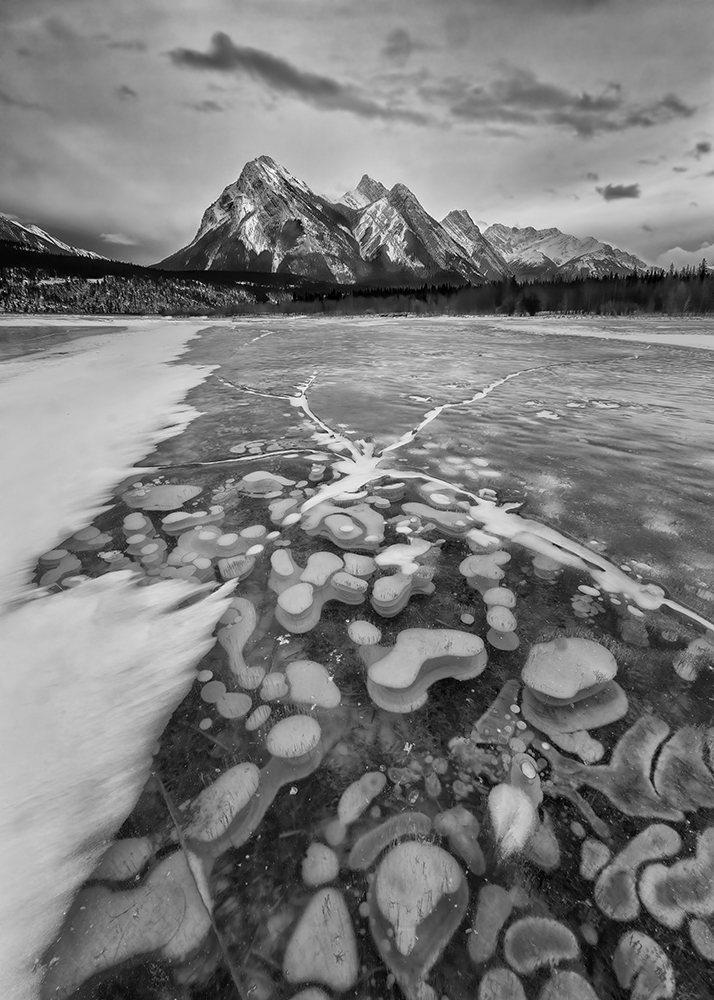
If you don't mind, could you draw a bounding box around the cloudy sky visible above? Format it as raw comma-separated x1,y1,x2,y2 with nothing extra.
0,0,711,267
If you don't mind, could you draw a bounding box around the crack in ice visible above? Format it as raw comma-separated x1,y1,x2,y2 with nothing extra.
211,352,713,632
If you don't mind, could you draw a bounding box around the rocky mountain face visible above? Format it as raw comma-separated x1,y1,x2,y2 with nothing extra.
340,174,389,211
484,223,646,279
159,156,370,282
0,215,102,259
351,183,509,282
441,210,514,281
157,156,648,283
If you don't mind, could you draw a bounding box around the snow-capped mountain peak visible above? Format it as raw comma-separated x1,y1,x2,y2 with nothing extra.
161,156,369,281
155,156,648,282
340,174,389,211
0,214,103,259
484,223,647,277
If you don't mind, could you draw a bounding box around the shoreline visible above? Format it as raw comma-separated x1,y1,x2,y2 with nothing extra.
1,311,713,353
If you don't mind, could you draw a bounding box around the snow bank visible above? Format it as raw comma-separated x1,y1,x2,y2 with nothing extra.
0,319,213,609
0,319,235,998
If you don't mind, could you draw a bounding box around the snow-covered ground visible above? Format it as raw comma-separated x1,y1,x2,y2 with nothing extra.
0,318,235,999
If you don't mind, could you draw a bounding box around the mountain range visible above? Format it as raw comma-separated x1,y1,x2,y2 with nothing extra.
0,215,103,260
158,156,648,282
1,155,649,282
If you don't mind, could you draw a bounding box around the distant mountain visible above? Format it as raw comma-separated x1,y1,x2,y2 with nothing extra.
0,215,103,259
157,156,648,283
159,155,370,282
483,223,647,279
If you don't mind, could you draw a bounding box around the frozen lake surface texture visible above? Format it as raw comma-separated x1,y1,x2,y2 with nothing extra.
1,314,714,1000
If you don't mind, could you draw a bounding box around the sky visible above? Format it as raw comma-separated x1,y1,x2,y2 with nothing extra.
0,0,711,267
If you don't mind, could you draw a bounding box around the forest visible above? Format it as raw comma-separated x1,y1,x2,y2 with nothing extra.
1,243,712,317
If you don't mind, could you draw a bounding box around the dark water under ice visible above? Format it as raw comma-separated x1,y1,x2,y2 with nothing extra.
8,317,714,1000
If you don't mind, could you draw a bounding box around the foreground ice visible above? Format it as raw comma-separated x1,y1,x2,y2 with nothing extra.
0,319,234,999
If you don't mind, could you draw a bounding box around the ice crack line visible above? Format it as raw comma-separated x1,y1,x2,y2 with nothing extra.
210,354,714,632
214,370,363,460
380,348,649,456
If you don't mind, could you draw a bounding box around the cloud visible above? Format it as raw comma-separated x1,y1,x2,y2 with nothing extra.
596,183,641,200
0,87,48,112
100,232,137,246
424,68,696,137
382,28,424,64
688,139,711,159
169,31,429,124
642,224,654,232
116,85,138,101
43,15,79,43
185,99,226,113
586,171,599,181
107,40,147,52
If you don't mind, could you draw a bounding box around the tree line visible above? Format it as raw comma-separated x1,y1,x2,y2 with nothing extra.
1,259,712,316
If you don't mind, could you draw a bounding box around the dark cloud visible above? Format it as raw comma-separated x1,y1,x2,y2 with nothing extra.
382,28,425,64
169,32,429,124
642,224,654,232
672,166,687,172
586,171,599,181
596,183,641,200
185,99,226,113
0,87,48,112
43,15,79,43
688,139,712,159
425,69,696,137
116,85,138,101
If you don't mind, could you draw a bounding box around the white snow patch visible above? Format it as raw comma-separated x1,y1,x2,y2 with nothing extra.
0,319,214,609
0,318,236,998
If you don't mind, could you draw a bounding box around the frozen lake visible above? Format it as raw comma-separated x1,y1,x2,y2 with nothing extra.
1,314,714,1000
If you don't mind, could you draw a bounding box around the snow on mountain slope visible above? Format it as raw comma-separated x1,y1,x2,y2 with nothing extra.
353,183,494,281
159,155,369,282
353,195,427,274
484,223,647,278
441,210,511,280
386,183,484,280
0,215,103,258
155,155,648,283
339,174,389,211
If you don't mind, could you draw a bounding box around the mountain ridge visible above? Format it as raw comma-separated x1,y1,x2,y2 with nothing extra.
0,215,104,260
158,156,648,282
0,157,650,281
